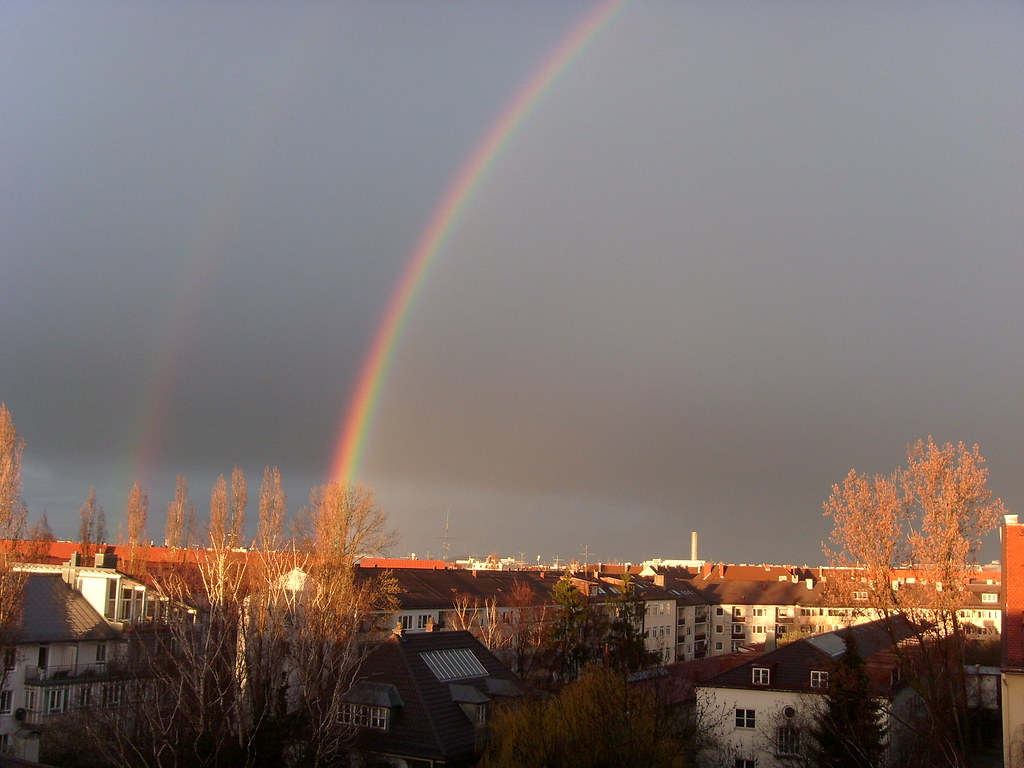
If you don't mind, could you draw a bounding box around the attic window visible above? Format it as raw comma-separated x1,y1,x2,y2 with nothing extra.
982,593,998,603
810,670,828,688
339,703,389,730
421,648,487,680
752,667,770,686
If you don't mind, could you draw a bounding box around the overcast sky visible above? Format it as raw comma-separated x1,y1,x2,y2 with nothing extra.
2,1,1021,566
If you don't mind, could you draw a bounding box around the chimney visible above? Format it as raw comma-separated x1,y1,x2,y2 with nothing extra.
691,531,698,561
392,620,404,637
425,616,436,633
700,562,711,578
1002,515,1024,666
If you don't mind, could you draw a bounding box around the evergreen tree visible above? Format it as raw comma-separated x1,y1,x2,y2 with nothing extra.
811,629,887,768
549,573,600,682
607,573,655,673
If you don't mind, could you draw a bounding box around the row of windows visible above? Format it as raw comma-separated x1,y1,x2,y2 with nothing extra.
721,606,797,618
22,682,124,714
339,703,389,730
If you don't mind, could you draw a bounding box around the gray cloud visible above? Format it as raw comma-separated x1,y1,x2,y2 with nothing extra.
2,1,1021,565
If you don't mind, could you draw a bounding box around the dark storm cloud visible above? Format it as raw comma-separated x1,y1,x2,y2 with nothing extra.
2,2,1021,565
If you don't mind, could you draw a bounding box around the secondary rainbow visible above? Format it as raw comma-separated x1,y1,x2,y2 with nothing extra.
331,0,628,486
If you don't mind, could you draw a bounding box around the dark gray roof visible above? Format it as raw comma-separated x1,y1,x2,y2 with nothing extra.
17,574,120,644
699,616,917,695
345,630,522,763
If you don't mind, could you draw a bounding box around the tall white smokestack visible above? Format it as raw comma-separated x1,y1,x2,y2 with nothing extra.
691,531,698,561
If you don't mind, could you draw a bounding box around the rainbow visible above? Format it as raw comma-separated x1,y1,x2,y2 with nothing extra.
331,0,629,486
128,9,337,492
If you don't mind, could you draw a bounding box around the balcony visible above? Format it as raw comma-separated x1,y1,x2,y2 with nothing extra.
23,662,115,685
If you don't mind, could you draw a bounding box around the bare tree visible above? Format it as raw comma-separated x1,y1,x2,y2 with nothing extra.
0,406,25,693
822,438,1006,766
25,512,55,562
0,404,25,539
125,482,149,575
165,474,194,550
78,487,102,560
82,476,397,768
256,466,286,553
230,466,246,548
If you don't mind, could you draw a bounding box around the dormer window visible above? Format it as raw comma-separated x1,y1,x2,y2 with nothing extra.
810,670,828,688
752,667,770,686
339,703,389,730
340,681,403,731
981,593,998,603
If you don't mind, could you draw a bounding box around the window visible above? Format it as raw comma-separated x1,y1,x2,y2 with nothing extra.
776,725,800,756
96,643,107,664
47,688,67,714
810,670,829,688
751,625,766,635
735,760,756,768
716,625,724,634
24,690,35,712
78,686,92,709
752,667,770,685
732,623,744,635
732,640,743,651
735,708,755,728
2,649,14,671
982,593,998,603
0,733,8,753
416,614,431,629
0,690,10,714
800,608,812,616
733,607,744,617
714,641,723,651
752,608,766,617
853,591,868,601
716,607,725,616
105,579,117,619
339,703,389,730
477,703,488,725
102,683,122,708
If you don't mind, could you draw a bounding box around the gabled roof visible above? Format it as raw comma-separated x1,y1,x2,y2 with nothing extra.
696,578,827,607
345,630,522,763
17,574,120,644
698,617,916,696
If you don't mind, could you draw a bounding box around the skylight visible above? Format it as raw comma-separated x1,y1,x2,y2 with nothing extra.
421,648,487,680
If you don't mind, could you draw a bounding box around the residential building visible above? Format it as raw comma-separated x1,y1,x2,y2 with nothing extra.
696,617,919,768
341,628,522,766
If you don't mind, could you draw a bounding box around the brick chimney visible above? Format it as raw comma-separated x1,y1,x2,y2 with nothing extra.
1002,515,1024,667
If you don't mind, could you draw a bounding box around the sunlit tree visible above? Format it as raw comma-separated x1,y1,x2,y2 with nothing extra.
822,438,1006,765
